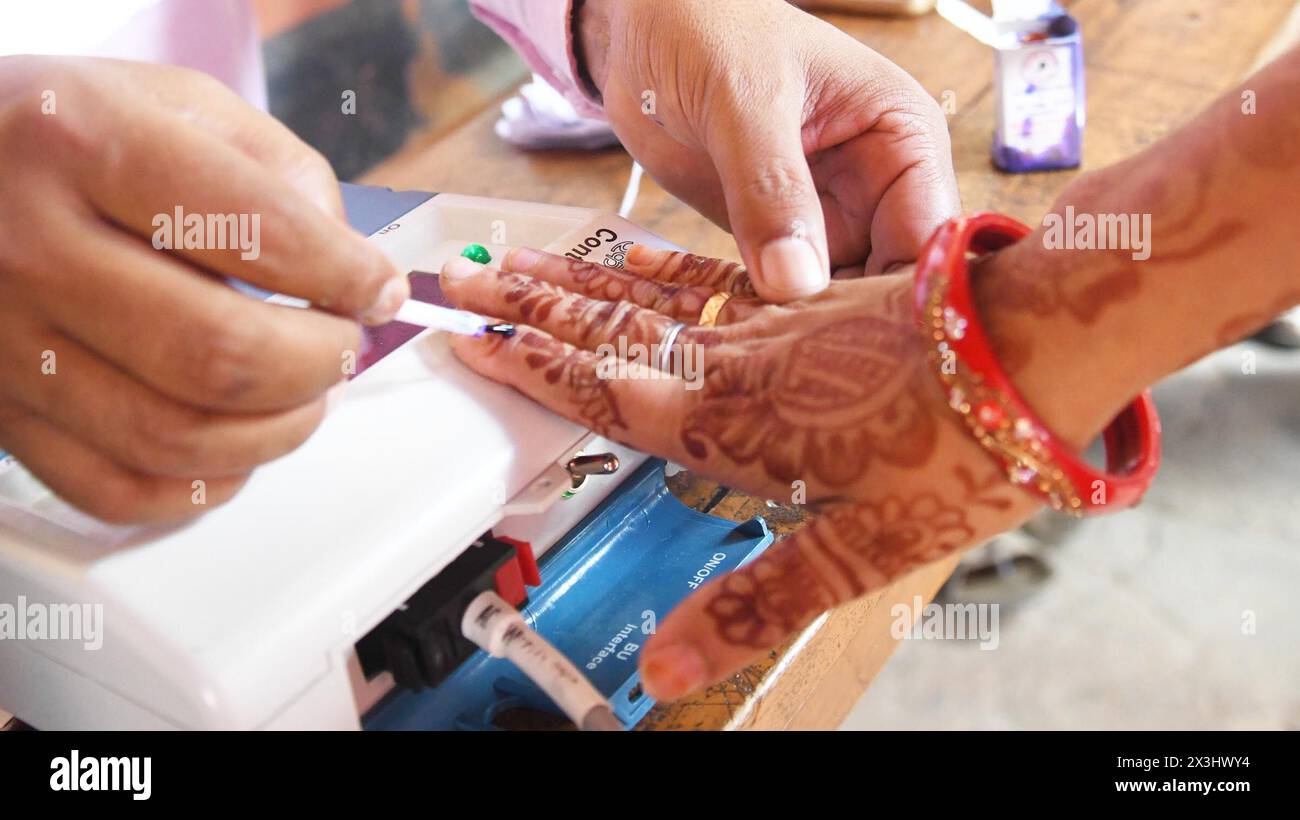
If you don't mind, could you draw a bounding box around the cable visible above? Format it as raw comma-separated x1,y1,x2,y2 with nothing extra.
618,161,644,219
460,590,623,731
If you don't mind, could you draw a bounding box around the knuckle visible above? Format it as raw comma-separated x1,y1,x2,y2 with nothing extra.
2,81,97,163
652,252,688,279
880,87,947,145
604,299,642,335
740,161,809,204
906,85,948,126
499,271,542,309
299,149,338,192
124,401,212,474
289,148,344,216
187,313,269,407
166,62,226,92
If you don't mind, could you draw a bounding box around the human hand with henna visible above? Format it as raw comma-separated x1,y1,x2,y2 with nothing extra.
440,44,1300,701
436,245,1105,700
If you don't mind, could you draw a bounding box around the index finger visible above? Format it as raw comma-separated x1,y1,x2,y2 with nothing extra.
27,213,362,413
106,59,348,218
58,94,406,323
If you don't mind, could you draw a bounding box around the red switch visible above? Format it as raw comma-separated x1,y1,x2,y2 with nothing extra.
492,536,541,607
496,536,541,586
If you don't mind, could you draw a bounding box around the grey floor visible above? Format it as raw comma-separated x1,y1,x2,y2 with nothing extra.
841,340,1300,730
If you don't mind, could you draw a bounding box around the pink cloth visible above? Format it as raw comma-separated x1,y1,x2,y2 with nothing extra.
469,0,605,119
0,0,265,110
5,0,590,120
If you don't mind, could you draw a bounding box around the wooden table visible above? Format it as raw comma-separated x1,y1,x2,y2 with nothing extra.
361,0,1297,730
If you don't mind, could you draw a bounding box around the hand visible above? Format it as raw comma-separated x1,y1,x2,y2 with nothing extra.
439,246,1059,700
0,57,409,524
577,0,960,300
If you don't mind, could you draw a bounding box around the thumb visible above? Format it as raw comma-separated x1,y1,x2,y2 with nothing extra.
638,515,850,701
709,108,830,303
638,490,990,701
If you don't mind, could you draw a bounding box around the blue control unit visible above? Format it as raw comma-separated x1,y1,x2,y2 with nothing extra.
364,459,773,730
338,182,773,730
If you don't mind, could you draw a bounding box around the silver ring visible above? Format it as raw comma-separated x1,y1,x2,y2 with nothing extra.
658,321,686,373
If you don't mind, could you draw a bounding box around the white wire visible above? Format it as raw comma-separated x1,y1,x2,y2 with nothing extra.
618,161,644,219
461,590,622,731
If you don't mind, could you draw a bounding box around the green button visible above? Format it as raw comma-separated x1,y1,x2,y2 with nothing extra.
460,243,492,264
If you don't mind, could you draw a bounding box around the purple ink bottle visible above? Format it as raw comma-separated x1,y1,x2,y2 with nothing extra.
940,0,1086,173
992,3,1086,172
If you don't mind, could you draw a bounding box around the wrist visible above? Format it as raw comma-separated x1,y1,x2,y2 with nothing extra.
915,213,1162,514
574,0,617,96
970,227,1146,451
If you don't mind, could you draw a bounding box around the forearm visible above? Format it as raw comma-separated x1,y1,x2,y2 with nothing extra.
574,0,614,96
469,0,604,117
976,46,1300,447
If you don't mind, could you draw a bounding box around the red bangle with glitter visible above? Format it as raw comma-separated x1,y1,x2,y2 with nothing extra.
913,213,1161,516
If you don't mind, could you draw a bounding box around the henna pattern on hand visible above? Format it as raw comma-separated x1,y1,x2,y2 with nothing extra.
821,495,974,585
505,330,628,436
504,272,563,324
561,257,713,319
705,491,976,647
704,532,839,649
502,271,673,352
994,165,1245,327
632,251,758,297
680,287,936,487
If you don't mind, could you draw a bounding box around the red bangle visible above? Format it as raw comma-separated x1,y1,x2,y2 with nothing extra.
913,213,1161,516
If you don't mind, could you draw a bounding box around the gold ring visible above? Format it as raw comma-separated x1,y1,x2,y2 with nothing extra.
697,291,732,327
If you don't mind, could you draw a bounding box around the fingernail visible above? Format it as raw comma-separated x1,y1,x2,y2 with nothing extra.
361,276,409,324
882,260,909,275
442,256,485,281
757,237,828,301
504,246,543,270
640,643,709,701
626,244,655,266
